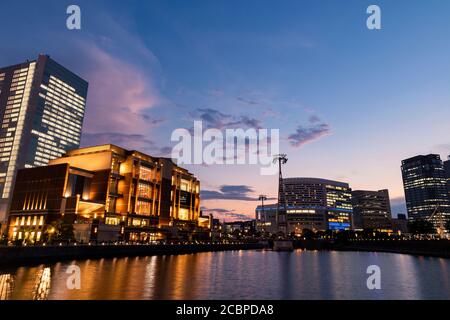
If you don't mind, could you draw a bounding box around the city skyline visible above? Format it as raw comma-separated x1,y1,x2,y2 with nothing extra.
1,1,450,221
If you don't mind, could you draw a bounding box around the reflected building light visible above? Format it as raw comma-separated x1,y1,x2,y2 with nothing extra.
0,274,14,300
32,267,51,300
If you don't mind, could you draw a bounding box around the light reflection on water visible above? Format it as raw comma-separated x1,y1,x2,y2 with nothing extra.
0,250,449,300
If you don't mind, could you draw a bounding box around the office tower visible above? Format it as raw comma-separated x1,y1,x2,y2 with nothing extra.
401,154,450,228
352,189,392,231
277,177,353,232
0,54,88,222
7,144,200,243
444,156,450,199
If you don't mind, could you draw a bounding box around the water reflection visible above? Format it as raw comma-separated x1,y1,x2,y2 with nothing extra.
0,274,14,300
0,251,449,300
33,268,51,300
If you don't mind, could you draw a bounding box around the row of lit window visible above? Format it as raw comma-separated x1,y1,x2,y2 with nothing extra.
41,93,85,120
39,93,84,121
11,230,42,242
13,215,44,226
44,80,86,110
42,108,83,131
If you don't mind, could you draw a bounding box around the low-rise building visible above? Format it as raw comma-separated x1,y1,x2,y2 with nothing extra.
392,213,409,234
255,204,278,234
255,178,353,234
7,144,200,243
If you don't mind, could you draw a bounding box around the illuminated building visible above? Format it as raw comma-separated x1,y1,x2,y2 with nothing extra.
401,154,450,228
0,55,88,223
256,178,353,233
281,178,353,231
352,189,392,232
255,204,278,234
7,144,200,243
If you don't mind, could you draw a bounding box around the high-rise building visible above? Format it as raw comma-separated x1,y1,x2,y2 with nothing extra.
0,55,88,222
444,156,450,199
351,189,392,231
6,144,200,243
401,154,450,228
277,177,353,232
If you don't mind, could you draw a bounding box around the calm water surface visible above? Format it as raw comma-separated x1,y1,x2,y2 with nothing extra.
0,250,449,300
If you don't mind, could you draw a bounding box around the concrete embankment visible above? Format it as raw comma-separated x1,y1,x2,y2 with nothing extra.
294,239,450,258
0,243,264,266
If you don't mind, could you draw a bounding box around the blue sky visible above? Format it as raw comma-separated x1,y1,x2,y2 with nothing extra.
1,0,449,220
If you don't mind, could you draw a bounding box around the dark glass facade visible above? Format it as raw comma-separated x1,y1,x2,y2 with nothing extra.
401,154,450,227
444,156,450,200
352,189,392,231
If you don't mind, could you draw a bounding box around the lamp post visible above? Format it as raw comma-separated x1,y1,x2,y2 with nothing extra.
273,154,288,236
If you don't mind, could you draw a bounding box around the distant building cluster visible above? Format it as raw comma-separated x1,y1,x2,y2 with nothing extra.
256,154,450,235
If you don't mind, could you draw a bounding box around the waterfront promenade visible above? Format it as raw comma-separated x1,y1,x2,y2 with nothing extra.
0,242,264,265
294,239,450,259
1,239,449,266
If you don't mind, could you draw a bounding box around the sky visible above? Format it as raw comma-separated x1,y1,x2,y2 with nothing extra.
1,0,449,221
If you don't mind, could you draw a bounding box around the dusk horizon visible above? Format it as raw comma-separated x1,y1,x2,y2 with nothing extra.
1,1,450,222
1,0,450,309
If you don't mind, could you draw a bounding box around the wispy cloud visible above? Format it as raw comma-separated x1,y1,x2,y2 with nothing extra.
193,108,262,130
236,97,260,105
82,132,171,156
79,42,160,135
201,207,252,221
288,117,331,148
201,185,275,201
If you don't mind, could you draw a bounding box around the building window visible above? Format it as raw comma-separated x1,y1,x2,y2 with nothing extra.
139,166,152,181
136,200,151,215
105,217,120,225
137,183,152,199
180,179,190,191
178,208,189,221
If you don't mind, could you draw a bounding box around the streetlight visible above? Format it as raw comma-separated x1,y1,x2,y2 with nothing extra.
258,195,267,235
273,154,288,235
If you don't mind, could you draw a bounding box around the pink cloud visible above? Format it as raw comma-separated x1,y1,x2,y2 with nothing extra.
79,42,160,136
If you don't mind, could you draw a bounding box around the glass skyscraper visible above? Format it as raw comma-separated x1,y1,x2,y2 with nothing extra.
444,156,450,200
401,154,450,228
0,54,88,222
